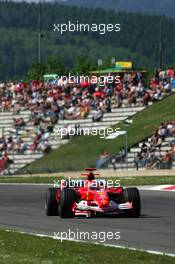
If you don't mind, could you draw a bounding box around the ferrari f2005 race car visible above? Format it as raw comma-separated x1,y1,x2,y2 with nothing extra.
45,168,141,218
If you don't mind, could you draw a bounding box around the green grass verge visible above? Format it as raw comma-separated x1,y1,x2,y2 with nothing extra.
0,230,174,264
19,93,175,173
0,176,175,186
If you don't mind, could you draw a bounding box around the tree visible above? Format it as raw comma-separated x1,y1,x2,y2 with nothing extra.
74,55,91,75
0,2,174,80
46,57,67,76
27,63,46,80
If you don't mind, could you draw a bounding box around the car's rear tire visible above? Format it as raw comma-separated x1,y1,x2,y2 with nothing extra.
45,188,59,216
59,188,76,218
124,187,141,217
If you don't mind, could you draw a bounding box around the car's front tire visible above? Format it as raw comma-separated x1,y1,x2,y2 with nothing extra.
59,188,76,218
124,187,141,217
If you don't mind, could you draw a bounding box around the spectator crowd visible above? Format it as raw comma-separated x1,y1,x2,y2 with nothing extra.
0,67,175,173
134,121,175,170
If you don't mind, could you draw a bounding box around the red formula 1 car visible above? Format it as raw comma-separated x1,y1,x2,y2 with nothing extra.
45,168,141,218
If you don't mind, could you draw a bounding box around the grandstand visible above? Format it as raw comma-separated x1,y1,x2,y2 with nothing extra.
0,100,144,174
108,135,175,171
0,68,175,174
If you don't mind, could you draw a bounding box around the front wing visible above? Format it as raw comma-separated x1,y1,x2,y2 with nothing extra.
74,200,133,217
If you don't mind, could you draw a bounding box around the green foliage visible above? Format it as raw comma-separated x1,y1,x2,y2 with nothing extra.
74,55,91,75
27,63,47,80
27,56,69,80
0,2,175,80
47,56,67,75
59,0,175,18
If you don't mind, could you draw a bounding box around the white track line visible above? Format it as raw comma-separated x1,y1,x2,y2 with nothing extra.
0,183,175,192
4,229,175,258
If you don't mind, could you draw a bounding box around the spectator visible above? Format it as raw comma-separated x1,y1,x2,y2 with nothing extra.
134,152,143,170
92,106,103,122
161,151,172,169
96,151,109,169
0,152,13,175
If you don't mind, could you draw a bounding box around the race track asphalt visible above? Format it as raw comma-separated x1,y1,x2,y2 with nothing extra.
0,184,174,255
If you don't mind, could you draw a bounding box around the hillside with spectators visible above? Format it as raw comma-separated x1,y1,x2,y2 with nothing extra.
0,67,172,174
